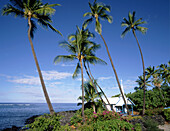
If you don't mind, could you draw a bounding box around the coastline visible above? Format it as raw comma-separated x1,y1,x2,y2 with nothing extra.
2,110,170,131
2,110,77,131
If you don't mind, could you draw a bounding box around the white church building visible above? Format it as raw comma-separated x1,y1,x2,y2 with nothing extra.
103,80,135,115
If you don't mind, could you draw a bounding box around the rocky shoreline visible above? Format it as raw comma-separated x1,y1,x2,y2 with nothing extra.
2,110,77,131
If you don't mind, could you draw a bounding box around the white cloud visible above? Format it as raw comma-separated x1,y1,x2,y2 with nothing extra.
61,64,75,67
9,76,40,85
122,79,137,89
98,76,113,81
42,70,72,80
7,70,72,85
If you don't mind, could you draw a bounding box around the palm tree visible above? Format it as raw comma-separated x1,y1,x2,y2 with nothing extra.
136,76,151,90
77,80,102,112
83,0,129,114
121,11,147,115
54,26,96,122
2,0,62,115
146,66,166,105
158,62,170,85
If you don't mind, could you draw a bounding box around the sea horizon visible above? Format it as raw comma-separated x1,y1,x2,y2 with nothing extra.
0,103,81,130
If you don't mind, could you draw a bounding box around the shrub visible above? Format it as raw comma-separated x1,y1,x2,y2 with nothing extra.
143,118,160,131
24,113,66,131
92,119,134,131
163,108,170,121
145,108,164,116
90,110,121,123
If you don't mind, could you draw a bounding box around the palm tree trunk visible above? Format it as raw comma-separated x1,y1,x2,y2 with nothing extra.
87,62,114,111
80,59,85,122
28,16,54,115
132,29,146,116
92,102,96,113
100,33,130,115
83,62,110,111
157,86,166,106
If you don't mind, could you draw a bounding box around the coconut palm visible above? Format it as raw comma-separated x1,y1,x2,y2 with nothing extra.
2,0,62,115
54,26,97,122
158,62,170,85
121,11,147,115
78,80,103,112
83,0,129,114
136,76,151,90
146,66,166,105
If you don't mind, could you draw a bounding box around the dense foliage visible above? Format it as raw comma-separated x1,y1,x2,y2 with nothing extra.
70,108,142,131
127,62,170,112
163,108,170,121
24,114,70,131
127,86,170,112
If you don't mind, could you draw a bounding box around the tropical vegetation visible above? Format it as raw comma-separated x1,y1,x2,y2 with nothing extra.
2,0,169,130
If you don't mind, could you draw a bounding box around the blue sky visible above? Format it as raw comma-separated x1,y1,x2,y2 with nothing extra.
0,0,169,103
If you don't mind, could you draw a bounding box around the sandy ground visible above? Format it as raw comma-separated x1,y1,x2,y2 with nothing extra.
159,124,170,131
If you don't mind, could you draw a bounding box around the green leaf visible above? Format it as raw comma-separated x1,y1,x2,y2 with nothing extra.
83,12,92,17
83,18,93,29
95,20,102,34
73,63,81,79
121,26,131,38
136,26,148,34
54,55,77,64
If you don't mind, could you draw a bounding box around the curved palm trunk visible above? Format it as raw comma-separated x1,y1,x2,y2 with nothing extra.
28,16,54,115
132,29,146,116
83,62,110,111
100,34,130,115
80,59,85,122
87,62,114,111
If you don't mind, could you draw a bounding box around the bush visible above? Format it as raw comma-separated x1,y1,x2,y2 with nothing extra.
163,108,170,121
143,118,160,131
145,108,164,116
24,113,70,131
78,119,134,131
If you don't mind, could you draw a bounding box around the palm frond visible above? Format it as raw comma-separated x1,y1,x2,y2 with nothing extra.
2,4,24,17
132,11,136,23
48,23,62,36
73,63,81,79
100,14,113,23
34,3,60,15
128,12,133,24
9,0,24,10
122,17,130,25
83,12,92,17
95,20,102,34
83,18,93,29
85,55,107,65
136,26,148,34
29,19,37,39
135,21,147,26
121,22,129,27
59,42,77,54
133,18,142,25
85,44,100,54
121,26,131,38
88,2,95,14
54,55,77,64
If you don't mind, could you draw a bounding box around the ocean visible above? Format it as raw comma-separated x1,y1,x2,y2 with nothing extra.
0,103,81,130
